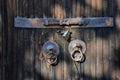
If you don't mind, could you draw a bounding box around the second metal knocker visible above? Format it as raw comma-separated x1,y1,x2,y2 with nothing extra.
57,29,87,62
68,39,86,62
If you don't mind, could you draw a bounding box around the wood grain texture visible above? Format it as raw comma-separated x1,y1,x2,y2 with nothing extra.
1,0,120,80
0,0,2,79
1,0,7,80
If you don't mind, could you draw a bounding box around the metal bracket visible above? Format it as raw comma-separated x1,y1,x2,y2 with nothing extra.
14,17,113,28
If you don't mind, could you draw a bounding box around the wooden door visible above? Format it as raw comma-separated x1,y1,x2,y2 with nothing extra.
1,0,120,80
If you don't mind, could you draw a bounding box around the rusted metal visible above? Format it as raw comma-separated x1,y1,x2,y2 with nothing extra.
42,41,59,65
68,39,86,62
14,17,114,28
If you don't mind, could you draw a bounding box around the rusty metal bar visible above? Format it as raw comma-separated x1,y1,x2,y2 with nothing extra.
14,17,113,28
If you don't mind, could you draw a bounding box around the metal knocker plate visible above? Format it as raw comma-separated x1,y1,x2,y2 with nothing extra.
68,39,86,62
42,41,59,65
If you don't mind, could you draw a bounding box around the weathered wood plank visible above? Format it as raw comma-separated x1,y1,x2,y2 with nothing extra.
78,29,84,80
90,29,96,80
1,0,8,80
102,0,108,80
114,29,120,80
88,0,97,80
0,0,2,79
71,1,78,80
109,29,115,80
16,29,24,80
113,0,120,80
13,28,17,80
40,0,49,80
16,0,26,80
96,1,103,80
83,0,92,80
79,1,85,80
65,0,72,80
12,0,18,80
6,0,16,80
96,29,103,80
108,0,115,78
34,0,43,17
23,0,35,80
33,0,43,80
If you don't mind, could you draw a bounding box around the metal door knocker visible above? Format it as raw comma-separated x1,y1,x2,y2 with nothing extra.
57,29,86,62
42,41,60,65
68,39,86,62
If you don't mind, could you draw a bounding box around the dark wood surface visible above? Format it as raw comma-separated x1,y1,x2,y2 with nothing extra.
0,0,2,79
1,0,120,80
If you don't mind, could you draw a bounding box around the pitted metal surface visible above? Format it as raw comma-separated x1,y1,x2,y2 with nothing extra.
68,39,86,62
68,39,86,54
15,17,113,28
42,41,59,65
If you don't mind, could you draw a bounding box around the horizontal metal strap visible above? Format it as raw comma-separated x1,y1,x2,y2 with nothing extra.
14,17,113,28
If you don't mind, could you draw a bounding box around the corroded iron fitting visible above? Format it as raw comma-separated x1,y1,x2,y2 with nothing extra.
68,39,86,62
42,41,59,65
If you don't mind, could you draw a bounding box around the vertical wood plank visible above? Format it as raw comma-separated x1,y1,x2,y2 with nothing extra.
114,29,120,80
40,0,49,79
13,28,17,80
66,0,73,80
83,0,93,80
96,0,103,80
34,29,43,80
79,1,85,80
61,0,70,80
23,0,35,80
109,29,115,80
17,29,24,80
102,0,114,80
76,0,80,18
88,0,97,80
33,0,43,80
104,0,114,80
55,0,64,79
53,23,68,80
96,30,103,80
102,0,108,79
79,29,84,80
108,1,115,79
16,0,26,80
12,0,18,80
55,32,64,80
72,0,77,18
17,0,27,80
71,1,78,80
1,0,8,80
0,0,2,79
65,0,72,18
34,0,43,17
91,0,96,17
90,29,96,80
6,0,15,80
114,0,120,80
